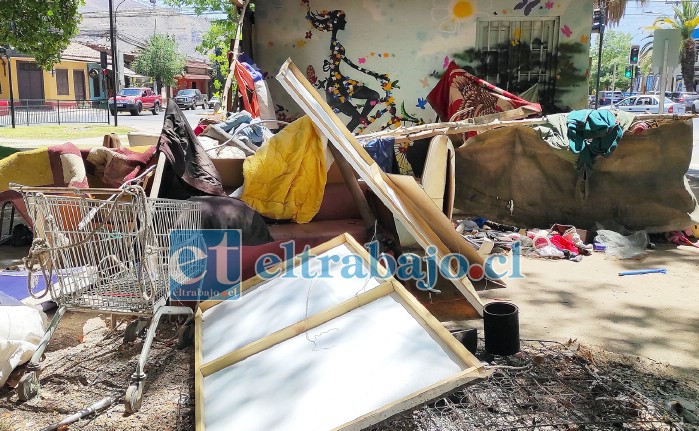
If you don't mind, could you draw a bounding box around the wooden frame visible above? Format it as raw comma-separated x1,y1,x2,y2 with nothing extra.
275,59,496,317
195,234,486,431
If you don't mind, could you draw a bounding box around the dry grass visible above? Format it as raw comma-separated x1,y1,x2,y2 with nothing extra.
0,124,133,140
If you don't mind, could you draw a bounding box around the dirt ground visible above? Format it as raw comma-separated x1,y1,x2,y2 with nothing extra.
0,177,696,430
0,312,193,431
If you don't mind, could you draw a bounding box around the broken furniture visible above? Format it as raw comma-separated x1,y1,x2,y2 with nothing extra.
276,58,494,316
195,234,487,431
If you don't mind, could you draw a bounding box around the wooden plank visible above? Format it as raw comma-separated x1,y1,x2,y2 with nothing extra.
194,309,205,431
276,59,485,316
200,281,394,377
422,135,451,216
360,111,695,144
342,233,390,279
148,152,167,199
198,234,350,312
335,367,485,431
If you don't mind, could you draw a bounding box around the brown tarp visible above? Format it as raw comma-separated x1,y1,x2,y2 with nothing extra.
454,120,699,232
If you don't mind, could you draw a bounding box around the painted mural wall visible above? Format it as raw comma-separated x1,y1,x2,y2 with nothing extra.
254,0,593,133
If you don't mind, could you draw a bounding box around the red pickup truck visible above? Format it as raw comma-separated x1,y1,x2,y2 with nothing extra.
108,87,162,116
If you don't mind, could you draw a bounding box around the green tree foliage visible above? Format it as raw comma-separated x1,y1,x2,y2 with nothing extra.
589,30,634,92
132,34,186,93
0,0,83,70
648,0,699,92
164,0,240,95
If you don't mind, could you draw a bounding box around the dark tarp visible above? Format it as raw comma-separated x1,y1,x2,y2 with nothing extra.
157,100,226,199
454,120,699,232
188,196,274,246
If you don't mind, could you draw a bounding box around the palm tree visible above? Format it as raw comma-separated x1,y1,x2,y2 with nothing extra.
649,0,699,92
601,0,647,27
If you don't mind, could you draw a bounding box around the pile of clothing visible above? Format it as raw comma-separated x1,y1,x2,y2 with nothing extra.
456,218,591,262
195,110,275,158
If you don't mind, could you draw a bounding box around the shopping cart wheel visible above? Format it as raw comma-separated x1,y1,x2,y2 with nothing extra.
124,318,149,343
17,371,40,401
124,381,144,413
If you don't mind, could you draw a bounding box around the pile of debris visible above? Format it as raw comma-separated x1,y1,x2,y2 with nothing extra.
378,340,699,431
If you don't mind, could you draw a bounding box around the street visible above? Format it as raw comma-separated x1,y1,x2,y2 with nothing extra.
110,104,211,133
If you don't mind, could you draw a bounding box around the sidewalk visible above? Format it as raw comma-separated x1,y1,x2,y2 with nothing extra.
0,135,122,149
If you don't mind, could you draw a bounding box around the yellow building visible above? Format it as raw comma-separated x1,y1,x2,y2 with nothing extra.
0,43,107,106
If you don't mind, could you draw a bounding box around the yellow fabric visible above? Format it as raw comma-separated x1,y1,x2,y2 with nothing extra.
242,116,326,223
125,145,154,154
0,147,52,192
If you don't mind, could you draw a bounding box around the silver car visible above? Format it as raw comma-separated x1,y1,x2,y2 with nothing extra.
606,95,684,114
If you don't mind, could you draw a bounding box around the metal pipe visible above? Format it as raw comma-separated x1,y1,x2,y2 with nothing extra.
5,51,16,128
594,10,605,110
108,0,118,126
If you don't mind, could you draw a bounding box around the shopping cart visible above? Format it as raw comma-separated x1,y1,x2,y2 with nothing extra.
10,182,203,413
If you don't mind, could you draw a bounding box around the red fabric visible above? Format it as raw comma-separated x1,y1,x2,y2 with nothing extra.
47,143,89,188
193,123,206,136
82,146,157,188
665,231,699,248
427,61,542,123
234,60,260,118
549,234,579,254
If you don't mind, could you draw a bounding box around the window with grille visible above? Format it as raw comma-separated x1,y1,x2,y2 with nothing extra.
475,17,559,104
55,69,69,96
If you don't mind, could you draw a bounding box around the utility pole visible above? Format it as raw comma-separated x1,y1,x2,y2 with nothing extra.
3,48,16,128
593,8,606,109
108,0,118,126
611,64,617,94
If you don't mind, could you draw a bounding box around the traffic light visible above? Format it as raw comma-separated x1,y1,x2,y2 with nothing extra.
630,45,640,65
624,65,633,78
592,9,605,34
100,51,108,70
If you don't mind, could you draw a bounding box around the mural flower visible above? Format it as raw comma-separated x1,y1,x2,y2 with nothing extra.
432,0,476,33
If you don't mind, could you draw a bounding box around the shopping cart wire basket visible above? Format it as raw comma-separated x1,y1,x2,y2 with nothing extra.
10,183,204,413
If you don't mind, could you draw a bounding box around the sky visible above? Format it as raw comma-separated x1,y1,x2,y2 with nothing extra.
612,1,682,45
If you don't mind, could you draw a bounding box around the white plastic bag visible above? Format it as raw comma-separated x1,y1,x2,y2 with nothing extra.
594,229,649,259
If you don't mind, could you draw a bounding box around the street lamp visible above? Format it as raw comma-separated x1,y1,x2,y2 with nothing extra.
109,0,118,125
592,8,606,109
107,0,130,126
1,46,16,128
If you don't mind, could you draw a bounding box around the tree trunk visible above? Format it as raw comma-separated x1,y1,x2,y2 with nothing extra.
681,37,696,92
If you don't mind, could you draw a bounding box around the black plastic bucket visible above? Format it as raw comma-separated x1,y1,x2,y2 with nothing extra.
453,328,478,354
483,301,520,356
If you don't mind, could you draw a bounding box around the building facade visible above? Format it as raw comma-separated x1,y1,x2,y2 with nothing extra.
253,0,594,133
0,43,108,106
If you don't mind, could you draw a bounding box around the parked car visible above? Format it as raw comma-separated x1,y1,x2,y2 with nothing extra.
599,91,625,106
175,89,207,110
109,87,162,116
208,95,221,109
667,92,699,113
588,91,624,108
605,95,684,114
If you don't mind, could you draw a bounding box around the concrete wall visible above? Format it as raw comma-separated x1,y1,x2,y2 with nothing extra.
254,0,594,133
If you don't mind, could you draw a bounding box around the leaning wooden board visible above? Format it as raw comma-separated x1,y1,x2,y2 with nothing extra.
195,234,486,431
276,59,502,316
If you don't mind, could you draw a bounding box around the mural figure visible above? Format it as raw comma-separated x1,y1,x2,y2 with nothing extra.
304,3,423,133
305,6,385,131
